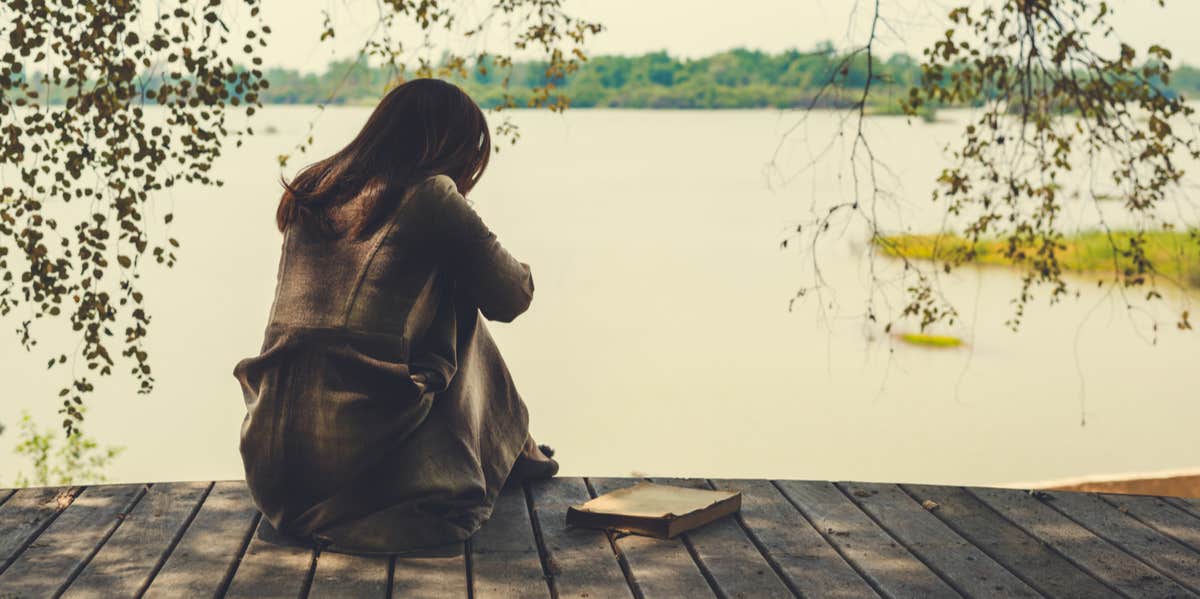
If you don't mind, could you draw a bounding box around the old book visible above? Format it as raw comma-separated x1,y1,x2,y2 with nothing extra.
566,481,741,538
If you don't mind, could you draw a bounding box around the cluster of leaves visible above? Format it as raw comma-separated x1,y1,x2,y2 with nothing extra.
1,0,602,439
777,0,1199,340
893,0,1200,332
10,408,124,487
1,0,270,434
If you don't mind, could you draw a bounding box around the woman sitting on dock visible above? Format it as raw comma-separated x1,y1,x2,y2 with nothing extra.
233,78,558,555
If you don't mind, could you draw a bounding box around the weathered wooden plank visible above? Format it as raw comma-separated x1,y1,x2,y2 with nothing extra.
902,484,1119,599
1100,494,1200,554
1171,497,1200,519
307,550,389,598
223,518,317,599
774,480,960,598
840,482,1039,598
142,481,260,598
391,552,468,599
0,486,79,573
650,477,794,599
589,477,716,599
527,477,634,598
0,489,15,508
969,486,1195,599
710,478,879,599
61,481,210,599
1042,490,1200,592
0,484,144,597
470,484,552,598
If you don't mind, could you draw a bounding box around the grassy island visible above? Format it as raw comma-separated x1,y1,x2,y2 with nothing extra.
876,231,1200,289
896,333,965,348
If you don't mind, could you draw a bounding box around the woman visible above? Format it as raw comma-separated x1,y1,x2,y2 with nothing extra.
233,78,557,556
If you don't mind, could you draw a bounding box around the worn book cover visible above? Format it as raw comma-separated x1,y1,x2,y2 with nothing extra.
565,481,742,538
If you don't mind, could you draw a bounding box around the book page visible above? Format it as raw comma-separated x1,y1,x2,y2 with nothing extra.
576,482,739,519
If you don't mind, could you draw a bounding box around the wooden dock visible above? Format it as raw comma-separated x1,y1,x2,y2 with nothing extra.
1,478,1199,598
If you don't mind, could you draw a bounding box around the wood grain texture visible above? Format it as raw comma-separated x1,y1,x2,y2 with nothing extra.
469,484,551,599
652,477,794,599
839,482,1039,598
9,479,1200,599
774,480,960,598
0,484,144,597
711,478,880,599
902,484,1119,599
1100,493,1200,554
969,486,1195,599
61,481,210,599
307,550,389,598
391,553,468,599
0,486,80,573
1042,490,1200,593
527,477,634,599
142,481,260,598
1171,496,1200,519
223,518,317,599
589,477,716,599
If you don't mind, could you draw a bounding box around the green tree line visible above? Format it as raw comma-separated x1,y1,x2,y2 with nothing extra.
256,43,1200,111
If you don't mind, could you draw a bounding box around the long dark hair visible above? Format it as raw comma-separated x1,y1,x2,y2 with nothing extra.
276,78,491,239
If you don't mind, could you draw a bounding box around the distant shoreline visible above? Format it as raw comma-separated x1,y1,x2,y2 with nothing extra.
253,47,1200,113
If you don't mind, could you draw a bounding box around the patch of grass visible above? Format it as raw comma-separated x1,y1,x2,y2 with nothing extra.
896,333,964,348
864,99,940,122
876,230,1200,288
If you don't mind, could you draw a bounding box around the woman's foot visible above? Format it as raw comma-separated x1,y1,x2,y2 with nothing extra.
507,435,559,484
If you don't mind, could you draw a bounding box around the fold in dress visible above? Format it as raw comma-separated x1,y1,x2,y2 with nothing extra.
233,174,535,554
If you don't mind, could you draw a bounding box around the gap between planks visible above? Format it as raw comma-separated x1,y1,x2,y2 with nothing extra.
582,478,644,599
768,480,889,599
703,479,804,599
216,511,264,597
834,482,973,598
963,486,1168,599
6,480,1199,599
0,486,85,577
56,483,153,595
1035,491,1200,594
133,482,217,597
522,480,560,599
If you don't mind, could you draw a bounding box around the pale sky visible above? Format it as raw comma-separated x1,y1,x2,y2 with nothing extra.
247,0,1200,71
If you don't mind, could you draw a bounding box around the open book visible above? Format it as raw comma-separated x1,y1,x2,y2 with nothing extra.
566,481,742,539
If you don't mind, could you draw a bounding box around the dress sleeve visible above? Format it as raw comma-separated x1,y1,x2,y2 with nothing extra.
414,175,535,323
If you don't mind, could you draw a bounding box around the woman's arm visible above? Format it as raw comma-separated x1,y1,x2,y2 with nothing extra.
415,175,534,322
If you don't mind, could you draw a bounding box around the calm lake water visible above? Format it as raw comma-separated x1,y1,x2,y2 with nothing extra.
2,107,1198,487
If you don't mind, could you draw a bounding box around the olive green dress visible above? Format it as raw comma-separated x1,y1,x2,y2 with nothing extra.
233,174,534,554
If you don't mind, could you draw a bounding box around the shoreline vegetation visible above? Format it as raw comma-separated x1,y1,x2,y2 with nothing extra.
876,231,1200,290
250,45,1200,114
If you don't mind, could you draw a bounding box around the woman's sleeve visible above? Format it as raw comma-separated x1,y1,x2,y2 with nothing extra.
417,176,534,322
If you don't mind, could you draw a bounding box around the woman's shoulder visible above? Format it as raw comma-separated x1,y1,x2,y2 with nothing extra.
405,174,473,217
404,174,461,212
409,174,459,202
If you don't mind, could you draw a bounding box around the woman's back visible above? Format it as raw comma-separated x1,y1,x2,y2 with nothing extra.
234,174,536,554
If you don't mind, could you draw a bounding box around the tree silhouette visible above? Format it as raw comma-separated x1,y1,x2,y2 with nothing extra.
0,0,600,435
